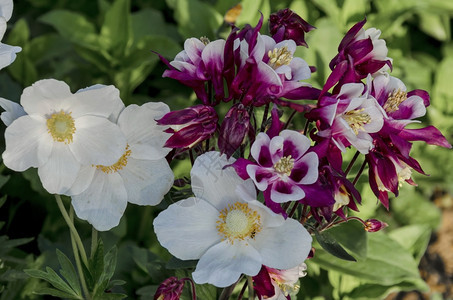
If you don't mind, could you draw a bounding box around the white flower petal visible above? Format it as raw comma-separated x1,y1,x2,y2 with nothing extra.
70,116,126,165
21,79,73,116
250,132,271,162
38,142,80,195
0,0,13,21
0,97,26,126
251,218,312,270
71,171,128,231
191,152,252,210
67,165,96,196
75,84,125,121
2,115,50,171
153,197,220,260
296,152,319,185
120,158,174,206
192,241,262,287
117,102,171,160
0,43,21,70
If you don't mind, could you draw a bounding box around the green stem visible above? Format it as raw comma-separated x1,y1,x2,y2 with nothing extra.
247,276,255,300
91,227,98,259
54,194,88,266
69,207,91,300
344,151,359,176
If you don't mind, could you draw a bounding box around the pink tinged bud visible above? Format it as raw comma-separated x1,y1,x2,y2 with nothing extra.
218,104,251,158
154,277,185,300
269,8,315,47
364,219,388,232
157,105,218,149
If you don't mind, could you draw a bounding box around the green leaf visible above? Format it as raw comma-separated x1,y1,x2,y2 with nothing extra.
0,237,34,250
33,287,82,299
100,246,117,283
24,267,78,296
0,195,6,209
314,230,356,262
169,0,223,39
39,10,100,49
56,250,81,296
311,232,424,285
326,219,367,259
166,256,198,270
391,185,441,230
100,0,132,56
418,12,450,41
89,239,105,286
388,224,431,263
236,0,271,29
194,282,217,300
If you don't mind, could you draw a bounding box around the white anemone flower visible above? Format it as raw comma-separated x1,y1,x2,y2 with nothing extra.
0,0,21,70
67,102,174,231
2,79,127,195
153,151,312,288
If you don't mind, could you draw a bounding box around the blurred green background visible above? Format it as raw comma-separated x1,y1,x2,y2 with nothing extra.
0,0,452,299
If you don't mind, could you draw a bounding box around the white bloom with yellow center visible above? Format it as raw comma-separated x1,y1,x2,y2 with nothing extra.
67,102,174,231
2,79,127,194
153,152,312,288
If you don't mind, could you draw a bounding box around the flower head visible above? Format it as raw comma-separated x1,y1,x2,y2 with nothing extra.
154,277,185,300
218,104,251,158
68,102,174,231
233,130,319,207
269,8,315,47
254,263,308,300
322,19,392,94
364,219,388,232
157,105,218,150
2,79,127,194
153,152,312,287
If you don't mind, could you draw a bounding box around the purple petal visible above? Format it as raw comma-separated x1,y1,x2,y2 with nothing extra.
399,126,452,148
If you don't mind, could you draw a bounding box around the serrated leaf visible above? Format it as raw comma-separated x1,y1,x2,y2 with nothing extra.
315,230,357,261
24,268,77,296
100,246,117,283
56,249,81,296
89,239,105,285
326,219,367,259
33,287,82,299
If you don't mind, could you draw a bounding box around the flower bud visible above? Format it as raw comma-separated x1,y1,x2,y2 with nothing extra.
218,104,250,158
269,8,315,47
364,219,388,232
154,277,184,300
157,105,218,149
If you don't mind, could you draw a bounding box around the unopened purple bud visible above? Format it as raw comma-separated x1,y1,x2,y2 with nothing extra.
218,104,251,158
157,105,218,149
269,8,315,47
364,219,388,232
154,277,185,300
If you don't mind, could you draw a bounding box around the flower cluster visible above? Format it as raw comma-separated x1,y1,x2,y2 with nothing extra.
0,3,451,299
150,8,451,297
1,79,174,231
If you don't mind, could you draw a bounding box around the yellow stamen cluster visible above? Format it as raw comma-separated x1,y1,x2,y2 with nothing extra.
273,155,295,176
268,46,293,69
216,202,262,244
46,110,76,144
343,108,371,135
96,145,131,174
200,36,210,45
383,89,407,113
277,281,300,297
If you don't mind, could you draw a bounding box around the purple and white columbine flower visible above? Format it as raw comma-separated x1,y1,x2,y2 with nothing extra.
160,37,226,104
233,130,318,205
322,18,392,95
153,152,312,288
312,81,386,154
